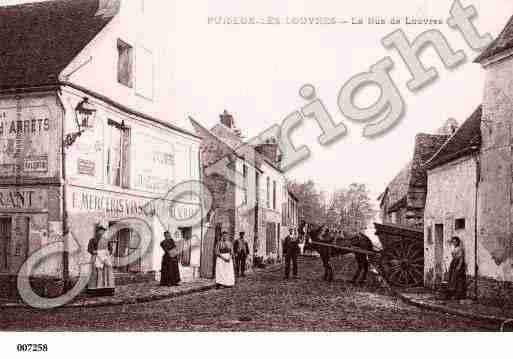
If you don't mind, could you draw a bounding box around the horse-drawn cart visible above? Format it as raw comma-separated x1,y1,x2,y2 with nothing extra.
308,222,424,288
374,222,424,288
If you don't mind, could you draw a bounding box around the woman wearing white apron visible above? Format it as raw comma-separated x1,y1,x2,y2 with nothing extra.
87,225,115,296
215,231,235,288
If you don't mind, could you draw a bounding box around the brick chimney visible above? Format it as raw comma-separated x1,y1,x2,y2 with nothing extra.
255,138,279,164
436,118,459,136
220,110,235,129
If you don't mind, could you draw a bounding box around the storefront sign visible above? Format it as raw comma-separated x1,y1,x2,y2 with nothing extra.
0,189,48,210
23,155,48,173
77,159,95,176
70,189,154,217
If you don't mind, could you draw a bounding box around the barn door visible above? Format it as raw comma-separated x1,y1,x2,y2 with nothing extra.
0,218,12,272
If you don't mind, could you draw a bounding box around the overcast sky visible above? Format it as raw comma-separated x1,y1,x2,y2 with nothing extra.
5,0,513,202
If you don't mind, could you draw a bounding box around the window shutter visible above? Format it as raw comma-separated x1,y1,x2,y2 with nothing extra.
122,127,131,188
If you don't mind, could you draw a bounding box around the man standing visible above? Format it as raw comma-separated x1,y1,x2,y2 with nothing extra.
283,228,299,279
234,231,250,277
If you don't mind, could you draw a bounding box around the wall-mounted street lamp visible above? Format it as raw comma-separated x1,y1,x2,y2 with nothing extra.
63,97,97,148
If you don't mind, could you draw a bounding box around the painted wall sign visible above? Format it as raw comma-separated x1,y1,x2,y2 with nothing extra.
0,189,48,210
70,189,155,217
77,159,95,176
0,104,53,177
23,155,48,173
132,133,175,194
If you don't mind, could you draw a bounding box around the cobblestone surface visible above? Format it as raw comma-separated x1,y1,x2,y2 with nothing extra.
0,256,496,331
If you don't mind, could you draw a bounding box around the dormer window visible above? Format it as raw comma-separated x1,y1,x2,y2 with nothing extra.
117,39,133,88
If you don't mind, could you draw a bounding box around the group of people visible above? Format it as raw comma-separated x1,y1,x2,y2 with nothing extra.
214,231,250,288
86,222,468,300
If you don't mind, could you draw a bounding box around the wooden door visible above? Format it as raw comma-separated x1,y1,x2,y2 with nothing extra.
434,224,444,285
0,218,11,272
11,217,29,274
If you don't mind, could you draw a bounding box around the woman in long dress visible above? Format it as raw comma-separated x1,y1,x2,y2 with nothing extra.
215,231,235,288
447,236,467,300
87,225,115,296
160,231,181,286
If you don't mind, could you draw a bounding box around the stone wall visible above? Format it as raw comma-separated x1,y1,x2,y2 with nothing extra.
479,58,513,283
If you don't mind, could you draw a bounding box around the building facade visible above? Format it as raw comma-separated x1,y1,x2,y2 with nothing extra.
191,111,291,276
423,107,481,290
0,0,203,297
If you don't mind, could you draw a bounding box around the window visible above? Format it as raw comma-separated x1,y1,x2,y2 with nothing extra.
255,172,260,204
106,119,130,187
117,39,133,88
266,177,270,208
455,218,466,230
273,181,276,210
426,226,433,245
242,164,248,204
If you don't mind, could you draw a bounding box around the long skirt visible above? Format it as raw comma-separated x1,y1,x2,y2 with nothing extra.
88,257,115,296
161,255,181,286
215,253,235,287
447,258,467,299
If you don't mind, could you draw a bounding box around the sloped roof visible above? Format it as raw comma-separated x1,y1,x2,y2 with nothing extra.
409,133,450,188
424,105,482,170
211,121,283,173
382,133,449,210
384,161,412,210
475,15,513,63
0,0,118,90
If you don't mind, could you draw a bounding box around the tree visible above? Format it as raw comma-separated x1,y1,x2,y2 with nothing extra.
325,183,376,235
288,179,326,226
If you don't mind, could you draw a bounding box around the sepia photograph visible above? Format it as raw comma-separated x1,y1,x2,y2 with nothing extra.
0,0,512,356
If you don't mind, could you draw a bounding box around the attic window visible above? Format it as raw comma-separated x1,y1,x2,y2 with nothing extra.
117,39,133,88
455,218,465,230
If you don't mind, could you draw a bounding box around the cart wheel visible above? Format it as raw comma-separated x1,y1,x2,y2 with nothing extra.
380,239,424,288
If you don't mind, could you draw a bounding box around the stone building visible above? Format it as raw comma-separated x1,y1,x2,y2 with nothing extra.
378,126,454,229
191,111,290,276
465,15,513,301
0,0,203,297
423,106,482,290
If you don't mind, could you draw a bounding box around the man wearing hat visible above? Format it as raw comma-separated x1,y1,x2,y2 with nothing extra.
233,231,250,277
283,227,300,279
87,224,115,296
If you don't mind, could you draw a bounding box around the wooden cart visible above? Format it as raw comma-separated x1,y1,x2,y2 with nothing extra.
373,222,424,288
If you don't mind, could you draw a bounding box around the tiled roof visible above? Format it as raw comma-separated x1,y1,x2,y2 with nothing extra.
382,133,449,210
0,0,118,90
475,15,513,63
409,133,450,188
384,161,412,210
424,106,482,170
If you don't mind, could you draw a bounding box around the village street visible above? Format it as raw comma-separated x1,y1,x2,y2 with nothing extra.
0,256,493,331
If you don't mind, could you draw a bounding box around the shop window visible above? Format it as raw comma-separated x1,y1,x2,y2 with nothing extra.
0,218,12,271
106,119,130,188
117,39,133,88
455,218,466,230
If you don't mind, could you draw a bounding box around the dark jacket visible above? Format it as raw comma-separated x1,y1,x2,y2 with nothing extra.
234,239,250,258
283,235,299,256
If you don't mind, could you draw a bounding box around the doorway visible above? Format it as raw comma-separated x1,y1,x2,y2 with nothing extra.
0,218,12,272
434,223,444,285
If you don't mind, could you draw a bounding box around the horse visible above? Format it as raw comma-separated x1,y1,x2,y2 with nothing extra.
305,225,374,284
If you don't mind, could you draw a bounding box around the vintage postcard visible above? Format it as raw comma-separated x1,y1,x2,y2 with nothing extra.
0,0,512,356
